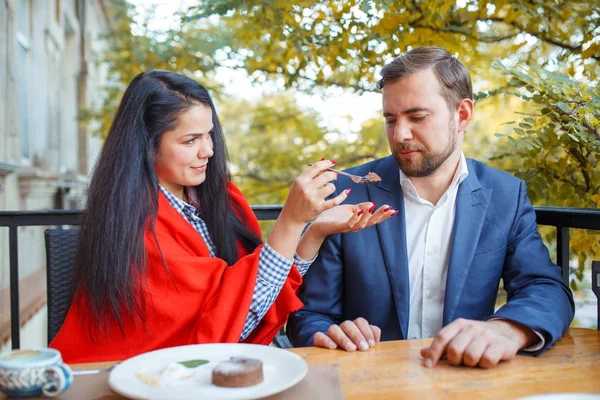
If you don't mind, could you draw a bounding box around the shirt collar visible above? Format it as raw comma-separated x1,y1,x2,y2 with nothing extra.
453,152,469,186
159,185,199,214
399,152,469,196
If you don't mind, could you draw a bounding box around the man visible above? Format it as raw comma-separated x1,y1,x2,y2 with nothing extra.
287,46,574,369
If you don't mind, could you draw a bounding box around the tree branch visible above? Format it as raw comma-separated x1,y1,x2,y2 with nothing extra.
551,104,600,141
414,22,518,43
485,17,599,61
214,62,372,92
566,146,591,192
535,164,590,194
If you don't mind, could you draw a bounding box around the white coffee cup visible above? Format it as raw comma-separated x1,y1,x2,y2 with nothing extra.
0,348,73,397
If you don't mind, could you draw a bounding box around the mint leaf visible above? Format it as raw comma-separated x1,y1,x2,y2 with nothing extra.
179,359,209,368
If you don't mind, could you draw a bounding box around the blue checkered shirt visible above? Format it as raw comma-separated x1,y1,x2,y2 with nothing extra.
159,186,313,340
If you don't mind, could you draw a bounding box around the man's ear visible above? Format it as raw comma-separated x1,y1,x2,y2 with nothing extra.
456,98,474,132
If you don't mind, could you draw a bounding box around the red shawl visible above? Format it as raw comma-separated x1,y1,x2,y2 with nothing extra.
50,183,303,363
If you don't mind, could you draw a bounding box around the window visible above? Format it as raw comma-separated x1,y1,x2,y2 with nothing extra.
16,0,31,161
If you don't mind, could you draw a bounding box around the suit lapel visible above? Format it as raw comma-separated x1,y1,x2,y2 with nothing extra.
443,162,492,324
371,157,410,339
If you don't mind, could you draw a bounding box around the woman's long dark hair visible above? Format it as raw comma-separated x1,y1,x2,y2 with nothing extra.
73,70,262,334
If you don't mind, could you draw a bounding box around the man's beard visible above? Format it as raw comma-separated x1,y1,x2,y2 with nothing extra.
391,119,458,177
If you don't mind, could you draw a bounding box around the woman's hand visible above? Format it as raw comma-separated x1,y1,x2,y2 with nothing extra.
309,202,397,238
268,160,349,260
279,160,350,227
295,201,398,261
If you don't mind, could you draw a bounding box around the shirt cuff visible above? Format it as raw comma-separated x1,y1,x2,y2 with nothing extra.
257,243,294,288
521,330,545,352
293,253,316,276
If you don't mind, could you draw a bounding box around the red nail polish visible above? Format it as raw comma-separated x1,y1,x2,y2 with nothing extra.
320,157,325,161
330,160,336,164
383,206,391,212
357,209,364,216
368,203,377,213
392,210,399,216
345,188,352,195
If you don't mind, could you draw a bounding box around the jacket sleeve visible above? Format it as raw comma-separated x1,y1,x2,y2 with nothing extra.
491,180,575,355
286,229,344,347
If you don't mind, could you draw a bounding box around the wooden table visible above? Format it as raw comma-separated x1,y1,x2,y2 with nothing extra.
65,328,599,399
286,328,600,399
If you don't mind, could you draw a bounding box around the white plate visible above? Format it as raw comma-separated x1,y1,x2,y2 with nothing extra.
516,395,600,400
108,343,308,400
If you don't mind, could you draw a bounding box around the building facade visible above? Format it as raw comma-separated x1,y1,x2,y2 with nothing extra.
0,0,113,348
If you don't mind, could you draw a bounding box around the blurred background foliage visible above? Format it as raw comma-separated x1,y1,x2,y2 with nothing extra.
83,0,599,294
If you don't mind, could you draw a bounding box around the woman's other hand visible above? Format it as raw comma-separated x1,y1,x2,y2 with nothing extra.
309,202,397,238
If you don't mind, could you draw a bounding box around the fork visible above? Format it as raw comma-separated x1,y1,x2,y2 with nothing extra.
72,363,119,376
309,164,371,184
325,167,370,184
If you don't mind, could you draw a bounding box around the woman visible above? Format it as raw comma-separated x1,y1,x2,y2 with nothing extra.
50,70,395,363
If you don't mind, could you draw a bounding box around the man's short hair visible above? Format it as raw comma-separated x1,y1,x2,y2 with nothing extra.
377,46,473,111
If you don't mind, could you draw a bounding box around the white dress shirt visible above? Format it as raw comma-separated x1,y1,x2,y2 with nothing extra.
403,154,469,340
401,154,544,350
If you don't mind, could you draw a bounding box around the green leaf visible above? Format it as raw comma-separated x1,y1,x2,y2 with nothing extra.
556,102,571,113
567,133,579,142
491,59,503,69
514,128,525,135
179,359,210,368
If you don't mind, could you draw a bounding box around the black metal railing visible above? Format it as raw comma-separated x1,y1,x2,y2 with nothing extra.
535,207,600,284
1,206,599,348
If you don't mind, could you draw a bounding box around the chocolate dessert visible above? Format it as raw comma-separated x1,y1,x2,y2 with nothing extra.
362,172,382,184
211,357,264,388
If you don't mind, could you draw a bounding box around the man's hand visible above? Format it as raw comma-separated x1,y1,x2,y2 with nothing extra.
313,318,381,351
420,318,538,369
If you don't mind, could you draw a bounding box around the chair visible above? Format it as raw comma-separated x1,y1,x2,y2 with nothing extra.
44,229,79,344
273,326,293,348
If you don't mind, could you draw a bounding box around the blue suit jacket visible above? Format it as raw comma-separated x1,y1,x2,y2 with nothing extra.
288,156,574,354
